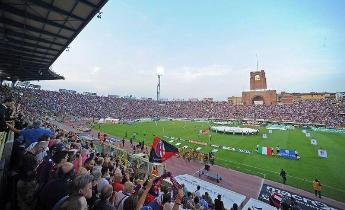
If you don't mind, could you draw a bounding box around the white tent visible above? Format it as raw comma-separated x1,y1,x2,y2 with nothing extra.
104,117,119,124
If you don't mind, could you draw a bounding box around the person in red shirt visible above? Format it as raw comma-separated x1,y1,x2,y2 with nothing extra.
112,172,124,192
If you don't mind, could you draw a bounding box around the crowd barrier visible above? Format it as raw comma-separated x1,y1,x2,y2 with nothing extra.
91,138,165,176
0,131,14,206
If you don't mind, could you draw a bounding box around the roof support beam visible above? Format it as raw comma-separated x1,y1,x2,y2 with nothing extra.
3,37,60,52
0,49,52,61
0,3,77,32
1,17,70,40
0,62,48,70
0,43,57,57
78,0,98,8
0,27,65,47
0,54,50,65
29,0,85,21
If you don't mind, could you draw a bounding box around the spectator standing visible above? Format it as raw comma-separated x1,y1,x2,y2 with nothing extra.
214,194,224,210
114,181,135,210
112,172,124,192
203,192,213,209
195,185,201,198
0,98,14,131
36,162,75,210
19,121,53,147
92,184,116,210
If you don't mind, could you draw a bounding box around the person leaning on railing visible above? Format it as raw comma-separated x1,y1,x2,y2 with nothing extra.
0,97,15,132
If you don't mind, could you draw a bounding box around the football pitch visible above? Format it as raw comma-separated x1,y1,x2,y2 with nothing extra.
96,120,345,202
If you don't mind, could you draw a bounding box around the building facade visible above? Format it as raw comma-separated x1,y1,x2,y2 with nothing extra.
242,70,277,105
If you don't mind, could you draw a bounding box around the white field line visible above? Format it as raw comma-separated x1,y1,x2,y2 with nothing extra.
216,157,345,193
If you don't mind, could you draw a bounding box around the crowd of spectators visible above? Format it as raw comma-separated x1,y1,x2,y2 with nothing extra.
2,85,345,129
2,86,342,127
1,89,231,210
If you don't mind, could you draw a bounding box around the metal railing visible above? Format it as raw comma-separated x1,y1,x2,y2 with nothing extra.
0,130,14,206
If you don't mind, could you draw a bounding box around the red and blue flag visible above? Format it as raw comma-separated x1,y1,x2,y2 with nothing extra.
149,137,179,163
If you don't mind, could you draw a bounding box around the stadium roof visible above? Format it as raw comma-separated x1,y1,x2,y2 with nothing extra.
0,0,108,81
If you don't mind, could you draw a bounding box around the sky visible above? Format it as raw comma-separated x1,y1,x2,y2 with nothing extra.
33,0,345,100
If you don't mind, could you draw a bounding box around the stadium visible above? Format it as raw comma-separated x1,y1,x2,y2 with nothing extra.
0,1,345,210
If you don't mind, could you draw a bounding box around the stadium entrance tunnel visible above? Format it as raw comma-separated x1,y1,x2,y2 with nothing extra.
252,95,264,105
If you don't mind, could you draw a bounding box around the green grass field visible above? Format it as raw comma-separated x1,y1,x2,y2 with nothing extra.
95,120,345,202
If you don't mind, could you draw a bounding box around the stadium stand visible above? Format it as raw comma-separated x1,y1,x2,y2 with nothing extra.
3,86,345,127
0,1,344,209
1,85,344,209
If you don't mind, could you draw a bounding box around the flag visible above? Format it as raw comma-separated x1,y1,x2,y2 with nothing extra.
311,139,317,145
279,149,297,159
149,137,179,163
257,146,273,156
318,149,328,158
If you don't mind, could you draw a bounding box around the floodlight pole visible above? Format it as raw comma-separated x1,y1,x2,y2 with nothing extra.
157,74,161,101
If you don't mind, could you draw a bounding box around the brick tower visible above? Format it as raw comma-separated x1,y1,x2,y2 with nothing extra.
242,70,277,105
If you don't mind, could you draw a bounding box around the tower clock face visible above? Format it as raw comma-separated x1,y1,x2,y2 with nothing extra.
255,75,260,80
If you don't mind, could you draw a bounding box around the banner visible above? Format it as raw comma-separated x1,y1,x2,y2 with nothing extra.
242,198,277,210
279,149,297,159
258,184,337,210
190,140,208,146
223,146,251,154
175,174,246,208
318,149,328,158
311,139,317,145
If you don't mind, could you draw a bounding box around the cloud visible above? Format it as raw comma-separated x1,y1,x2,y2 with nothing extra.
171,65,228,81
91,66,101,74
156,65,165,75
